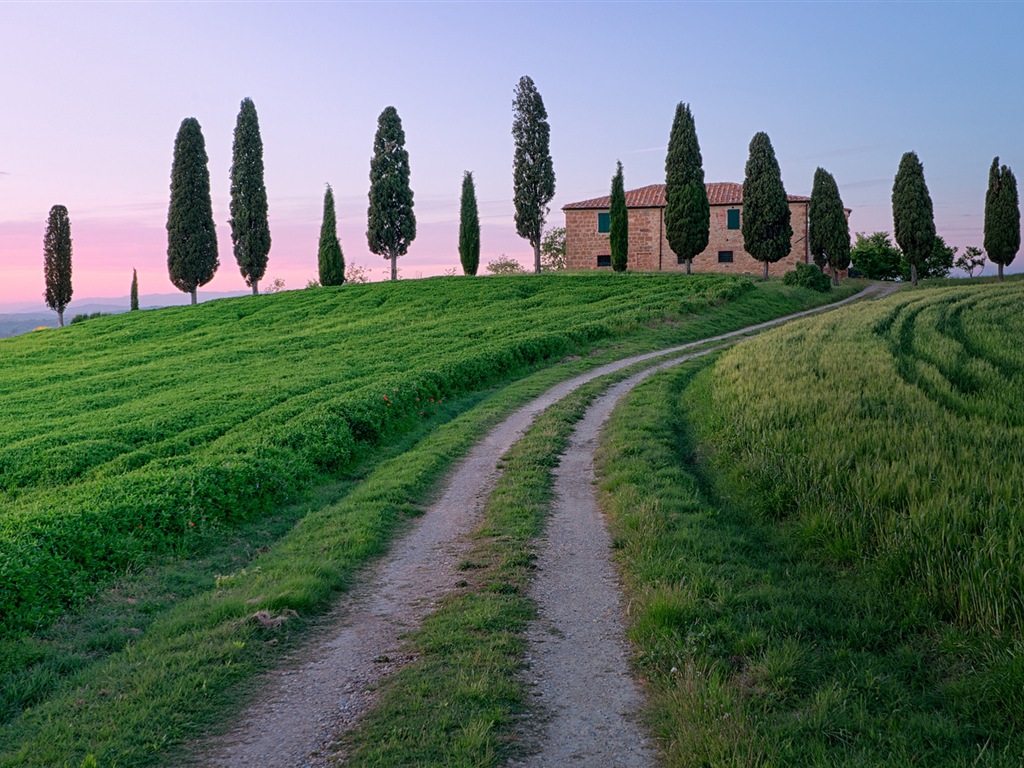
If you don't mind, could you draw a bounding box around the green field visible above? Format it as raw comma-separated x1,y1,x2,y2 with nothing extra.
0,272,862,767
599,279,1024,765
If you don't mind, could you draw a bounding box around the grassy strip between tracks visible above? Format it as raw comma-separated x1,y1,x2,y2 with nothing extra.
0,280,859,768
596,354,1024,767
338,361,645,766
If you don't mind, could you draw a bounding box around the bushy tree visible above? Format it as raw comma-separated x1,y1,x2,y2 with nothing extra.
955,246,986,278
809,167,851,285
984,157,1020,282
167,117,218,304
664,102,709,275
540,226,567,271
229,97,271,295
459,171,480,276
318,184,345,287
609,161,628,272
902,234,955,281
43,204,73,326
485,255,526,275
367,106,416,281
850,232,903,280
512,75,555,273
892,151,935,286
783,261,831,292
130,268,139,311
742,132,792,280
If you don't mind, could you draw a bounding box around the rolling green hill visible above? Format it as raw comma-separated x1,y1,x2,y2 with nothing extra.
0,272,776,637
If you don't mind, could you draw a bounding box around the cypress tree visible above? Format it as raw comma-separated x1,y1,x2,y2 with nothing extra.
809,167,851,285
984,156,1021,282
130,268,139,311
459,171,480,276
512,75,556,273
43,204,73,327
892,151,935,287
609,161,628,272
367,106,415,281
318,184,345,287
229,97,271,295
167,117,218,304
664,102,709,275
742,132,792,281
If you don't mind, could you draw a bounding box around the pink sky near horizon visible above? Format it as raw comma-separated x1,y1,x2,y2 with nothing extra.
2,2,1021,309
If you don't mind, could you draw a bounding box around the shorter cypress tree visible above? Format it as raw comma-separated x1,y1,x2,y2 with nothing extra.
43,204,73,326
809,168,851,285
318,184,345,286
130,268,139,310
892,151,935,286
459,171,480,276
984,157,1021,282
167,117,219,304
742,132,792,280
609,161,628,272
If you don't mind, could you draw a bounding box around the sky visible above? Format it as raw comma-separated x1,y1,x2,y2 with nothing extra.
1,1,1022,310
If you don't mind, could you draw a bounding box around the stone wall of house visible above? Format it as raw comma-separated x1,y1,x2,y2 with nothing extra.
564,202,810,277
565,208,663,271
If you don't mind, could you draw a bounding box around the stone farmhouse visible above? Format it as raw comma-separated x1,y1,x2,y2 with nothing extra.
563,182,833,277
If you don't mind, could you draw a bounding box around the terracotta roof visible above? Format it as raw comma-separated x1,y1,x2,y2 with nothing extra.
562,182,810,210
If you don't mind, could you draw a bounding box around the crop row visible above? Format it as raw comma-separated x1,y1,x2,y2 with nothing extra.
697,280,1024,634
0,272,752,636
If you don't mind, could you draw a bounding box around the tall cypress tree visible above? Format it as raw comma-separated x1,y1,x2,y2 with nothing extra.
984,156,1021,282
230,97,271,295
742,132,792,281
130,268,139,311
167,117,218,304
809,167,851,285
512,75,556,273
892,151,935,287
609,161,628,272
459,171,480,276
664,103,709,275
43,204,73,327
318,184,345,287
367,106,415,281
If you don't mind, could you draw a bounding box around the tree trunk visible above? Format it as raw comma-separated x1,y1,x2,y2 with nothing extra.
831,266,839,286
685,258,691,275
391,253,398,281
763,261,769,281
910,263,918,286
57,309,64,327
534,241,541,274
190,289,197,305
252,282,259,296
999,263,1004,282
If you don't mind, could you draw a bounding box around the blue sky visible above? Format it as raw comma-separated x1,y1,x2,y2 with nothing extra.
1,1,1021,306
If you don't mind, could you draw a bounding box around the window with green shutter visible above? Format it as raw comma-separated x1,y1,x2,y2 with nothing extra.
727,209,740,229
597,212,610,233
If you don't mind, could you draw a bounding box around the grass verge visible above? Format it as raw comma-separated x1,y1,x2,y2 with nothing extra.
597,357,1024,766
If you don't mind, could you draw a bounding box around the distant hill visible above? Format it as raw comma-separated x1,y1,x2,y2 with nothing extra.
0,290,249,338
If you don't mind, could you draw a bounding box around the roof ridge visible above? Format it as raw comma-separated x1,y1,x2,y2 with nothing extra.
563,181,809,210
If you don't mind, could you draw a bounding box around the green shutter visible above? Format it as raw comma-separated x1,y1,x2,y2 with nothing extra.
727,209,740,229
598,212,610,233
